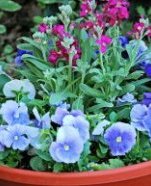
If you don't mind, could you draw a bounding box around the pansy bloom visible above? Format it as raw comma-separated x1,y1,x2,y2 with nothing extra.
104,122,136,156
3,79,36,100
49,126,84,163
0,100,30,125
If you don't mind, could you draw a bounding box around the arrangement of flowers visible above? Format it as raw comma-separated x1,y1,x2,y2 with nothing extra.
0,0,151,172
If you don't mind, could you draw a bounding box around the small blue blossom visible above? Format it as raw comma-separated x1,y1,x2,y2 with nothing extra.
117,93,137,106
129,40,151,67
33,108,51,129
119,36,129,48
0,126,7,152
3,79,36,100
92,120,110,136
49,126,84,163
104,122,136,156
51,107,84,125
141,93,151,106
63,115,90,142
142,107,151,137
3,125,30,151
0,100,30,125
130,104,148,131
15,49,33,67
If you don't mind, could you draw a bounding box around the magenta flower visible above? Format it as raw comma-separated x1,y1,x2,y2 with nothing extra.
133,22,145,33
96,35,112,53
38,23,48,33
80,1,92,17
146,26,151,37
52,25,65,38
48,50,60,64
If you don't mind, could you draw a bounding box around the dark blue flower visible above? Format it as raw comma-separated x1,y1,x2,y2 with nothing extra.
145,64,151,77
119,36,129,48
104,122,136,156
15,49,33,67
141,93,151,106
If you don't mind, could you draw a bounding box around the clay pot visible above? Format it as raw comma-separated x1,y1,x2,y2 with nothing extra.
0,161,151,186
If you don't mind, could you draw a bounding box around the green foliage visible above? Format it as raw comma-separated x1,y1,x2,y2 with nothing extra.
0,0,21,12
30,156,47,171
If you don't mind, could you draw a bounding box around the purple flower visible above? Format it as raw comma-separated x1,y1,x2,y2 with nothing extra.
117,93,137,106
15,49,33,67
63,115,90,142
142,108,151,137
38,23,48,33
119,36,129,48
3,125,30,151
33,108,51,129
49,126,84,163
3,79,36,100
130,104,148,131
142,93,151,106
145,64,151,77
0,100,30,125
104,122,136,156
51,107,84,125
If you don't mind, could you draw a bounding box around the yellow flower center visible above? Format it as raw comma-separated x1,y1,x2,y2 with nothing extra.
64,145,70,151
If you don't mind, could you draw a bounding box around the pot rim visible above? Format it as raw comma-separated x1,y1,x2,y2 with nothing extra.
0,161,151,185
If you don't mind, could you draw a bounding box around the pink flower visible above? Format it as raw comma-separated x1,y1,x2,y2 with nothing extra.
48,50,60,64
38,24,48,33
118,7,129,19
146,26,151,37
52,25,65,38
96,35,112,53
80,21,94,29
133,22,145,33
80,1,92,17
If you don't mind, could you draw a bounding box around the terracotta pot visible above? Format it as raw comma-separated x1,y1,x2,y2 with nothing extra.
0,161,151,186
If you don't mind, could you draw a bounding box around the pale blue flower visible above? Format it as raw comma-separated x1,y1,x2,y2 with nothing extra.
119,36,129,48
3,79,36,100
33,108,51,129
63,115,90,142
0,100,30,125
3,125,30,151
117,93,137,106
51,107,84,125
92,120,110,136
130,104,148,131
49,126,84,163
104,122,136,156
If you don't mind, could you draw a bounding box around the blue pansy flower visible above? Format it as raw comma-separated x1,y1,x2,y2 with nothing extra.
0,126,7,152
104,122,136,156
0,100,30,125
92,120,110,136
51,107,84,125
129,40,151,67
117,93,137,106
15,49,33,67
3,79,36,100
63,115,90,143
141,93,151,106
130,104,148,131
3,125,30,151
119,36,129,48
49,126,84,163
33,108,51,129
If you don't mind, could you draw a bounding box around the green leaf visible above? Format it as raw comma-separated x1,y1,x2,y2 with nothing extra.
0,74,11,93
109,159,125,169
0,24,6,34
36,150,52,162
53,163,64,172
37,0,68,4
30,156,47,171
3,44,13,54
0,151,9,160
0,0,21,12
80,83,102,98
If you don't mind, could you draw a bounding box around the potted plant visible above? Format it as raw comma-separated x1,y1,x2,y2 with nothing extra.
0,0,151,185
